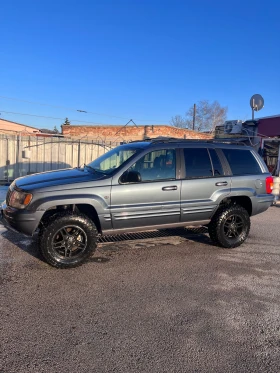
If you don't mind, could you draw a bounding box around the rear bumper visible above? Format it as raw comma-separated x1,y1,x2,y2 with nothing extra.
251,194,275,216
0,202,44,236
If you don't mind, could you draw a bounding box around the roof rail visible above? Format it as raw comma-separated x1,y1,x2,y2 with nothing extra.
129,137,248,145
205,139,248,146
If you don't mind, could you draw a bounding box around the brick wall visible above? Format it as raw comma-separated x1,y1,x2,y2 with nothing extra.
61,125,212,141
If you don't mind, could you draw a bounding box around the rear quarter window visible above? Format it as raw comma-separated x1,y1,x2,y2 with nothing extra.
222,148,262,175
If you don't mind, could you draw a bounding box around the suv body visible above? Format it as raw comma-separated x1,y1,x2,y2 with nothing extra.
0,138,274,268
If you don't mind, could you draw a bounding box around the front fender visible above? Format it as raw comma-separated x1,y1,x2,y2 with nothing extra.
29,191,112,232
31,194,110,214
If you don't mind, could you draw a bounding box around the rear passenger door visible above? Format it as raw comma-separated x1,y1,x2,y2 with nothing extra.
180,147,231,223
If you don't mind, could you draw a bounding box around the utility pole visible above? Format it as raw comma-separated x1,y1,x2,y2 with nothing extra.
192,103,196,130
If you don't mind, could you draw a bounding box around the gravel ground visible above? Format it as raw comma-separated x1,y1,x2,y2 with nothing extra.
1,206,280,373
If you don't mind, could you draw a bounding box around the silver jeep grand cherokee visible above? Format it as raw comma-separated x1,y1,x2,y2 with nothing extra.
1,138,274,268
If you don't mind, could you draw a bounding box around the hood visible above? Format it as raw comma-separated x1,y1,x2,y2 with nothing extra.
15,168,106,191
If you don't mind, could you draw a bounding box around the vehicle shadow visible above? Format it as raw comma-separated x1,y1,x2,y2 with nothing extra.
1,229,43,261
0,225,213,266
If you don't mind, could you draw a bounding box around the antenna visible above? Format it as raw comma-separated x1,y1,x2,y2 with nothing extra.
250,94,264,120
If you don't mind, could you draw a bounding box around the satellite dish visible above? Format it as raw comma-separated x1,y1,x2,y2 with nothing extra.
250,94,264,111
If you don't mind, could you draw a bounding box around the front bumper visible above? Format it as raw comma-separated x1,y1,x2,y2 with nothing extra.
0,202,44,236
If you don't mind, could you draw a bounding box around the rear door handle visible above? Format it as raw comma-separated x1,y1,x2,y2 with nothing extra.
215,181,228,186
162,186,177,191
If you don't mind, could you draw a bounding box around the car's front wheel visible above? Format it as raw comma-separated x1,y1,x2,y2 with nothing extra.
208,204,250,248
39,212,98,268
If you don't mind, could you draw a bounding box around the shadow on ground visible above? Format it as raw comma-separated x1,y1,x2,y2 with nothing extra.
0,225,212,266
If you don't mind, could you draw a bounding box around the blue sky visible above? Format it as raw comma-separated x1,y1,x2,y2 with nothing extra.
0,0,279,130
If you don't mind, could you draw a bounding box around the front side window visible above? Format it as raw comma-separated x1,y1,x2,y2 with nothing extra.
86,145,141,175
222,149,262,175
125,149,176,182
184,148,213,178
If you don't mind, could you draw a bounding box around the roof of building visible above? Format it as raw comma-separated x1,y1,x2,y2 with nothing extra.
256,114,280,120
0,118,40,132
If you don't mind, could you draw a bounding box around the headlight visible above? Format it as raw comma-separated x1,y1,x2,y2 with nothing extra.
9,190,33,209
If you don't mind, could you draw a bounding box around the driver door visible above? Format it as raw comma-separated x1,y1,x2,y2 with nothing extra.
110,148,181,230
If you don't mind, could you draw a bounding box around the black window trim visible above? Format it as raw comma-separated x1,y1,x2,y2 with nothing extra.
208,148,227,177
215,148,231,176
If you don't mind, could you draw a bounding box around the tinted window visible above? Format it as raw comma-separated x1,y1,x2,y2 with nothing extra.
128,149,176,181
222,149,262,175
184,148,213,178
209,149,224,176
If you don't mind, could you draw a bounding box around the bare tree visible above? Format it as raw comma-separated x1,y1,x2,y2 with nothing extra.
185,100,227,132
170,100,227,132
170,115,188,128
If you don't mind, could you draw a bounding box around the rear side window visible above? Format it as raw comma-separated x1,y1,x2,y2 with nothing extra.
222,149,262,175
184,148,212,178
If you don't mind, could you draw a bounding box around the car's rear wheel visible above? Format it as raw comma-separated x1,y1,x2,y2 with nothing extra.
39,212,98,268
208,204,250,248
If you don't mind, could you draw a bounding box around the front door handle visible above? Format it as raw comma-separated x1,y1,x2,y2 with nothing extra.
215,181,228,186
162,186,177,191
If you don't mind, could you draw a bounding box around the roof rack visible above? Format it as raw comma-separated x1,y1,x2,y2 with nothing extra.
130,137,248,146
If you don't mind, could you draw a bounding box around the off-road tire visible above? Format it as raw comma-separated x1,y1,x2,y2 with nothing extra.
39,212,98,268
208,204,250,248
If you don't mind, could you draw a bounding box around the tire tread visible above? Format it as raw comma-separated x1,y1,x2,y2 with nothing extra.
208,204,250,249
39,212,98,268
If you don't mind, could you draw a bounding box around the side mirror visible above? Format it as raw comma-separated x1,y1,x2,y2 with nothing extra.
120,170,142,183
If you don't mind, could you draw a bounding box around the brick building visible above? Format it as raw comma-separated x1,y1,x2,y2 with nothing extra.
61,124,212,141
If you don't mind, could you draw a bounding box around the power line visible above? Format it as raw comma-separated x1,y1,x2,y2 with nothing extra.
0,110,113,125
0,95,168,123
0,95,128,120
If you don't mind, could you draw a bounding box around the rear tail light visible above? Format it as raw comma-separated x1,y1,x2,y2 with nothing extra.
266,176,274,194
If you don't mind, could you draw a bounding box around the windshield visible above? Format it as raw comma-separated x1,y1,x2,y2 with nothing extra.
86,145,141,174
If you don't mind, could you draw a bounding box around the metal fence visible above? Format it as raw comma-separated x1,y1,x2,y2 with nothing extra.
0,133,121,183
